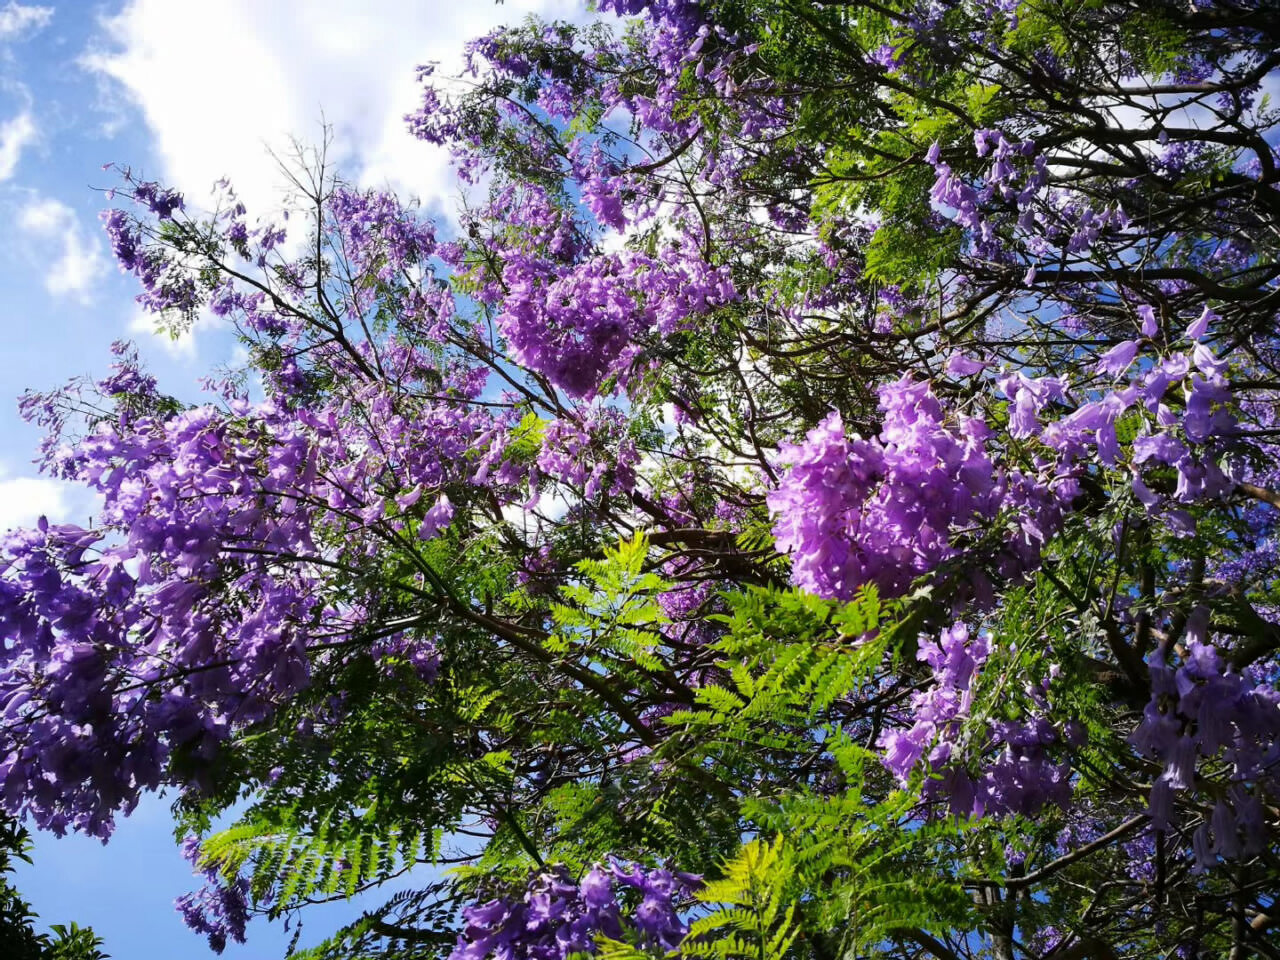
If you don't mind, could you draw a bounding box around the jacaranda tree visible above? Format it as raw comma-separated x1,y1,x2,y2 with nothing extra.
3,0,1280,957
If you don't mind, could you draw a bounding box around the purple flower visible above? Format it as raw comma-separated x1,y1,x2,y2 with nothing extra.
450,863,697,960
1186,306,1215,341
1094,340,1139,377
1137,304,1158,337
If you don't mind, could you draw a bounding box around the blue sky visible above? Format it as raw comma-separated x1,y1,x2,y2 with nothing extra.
0,0,576,955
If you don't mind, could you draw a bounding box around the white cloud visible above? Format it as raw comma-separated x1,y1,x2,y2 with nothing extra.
127,305,224,360
83,0,582,221
17,195,107,302
127,309,192,359
0,108,35,179
0,467,73,531
0,2,51,40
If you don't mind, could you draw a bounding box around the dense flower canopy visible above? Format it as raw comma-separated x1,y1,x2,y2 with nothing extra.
4,0,1280,958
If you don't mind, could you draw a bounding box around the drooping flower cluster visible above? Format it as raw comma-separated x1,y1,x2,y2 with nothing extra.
1130,613,1280,871
452,862,698,960
1028,328,1237,532
174,836,250,955
100,171,202,318
537,406,640,501
770,316,1243,607
879,622,1076,818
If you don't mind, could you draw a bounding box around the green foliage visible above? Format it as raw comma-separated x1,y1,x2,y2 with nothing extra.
667,583,886,758
865,225,963,292
288,885,459,960
199,805,440,914
44,925,109,960
551,533,672,672
683,836,801,960
689,780,975,960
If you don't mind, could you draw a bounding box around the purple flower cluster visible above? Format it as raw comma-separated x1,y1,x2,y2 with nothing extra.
452,862,698,960
0,344,480,835
879,622,1075,818
768,378,1050,601
118,171,184,221
1031,335,1237,528
536,406,638,501
101,206,199,317
497,236,734,399
174,836,250,954
98,170,203,317
1130,616,1280,871
929,130,1048,258
327,187,441,322
927,129,1132,271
